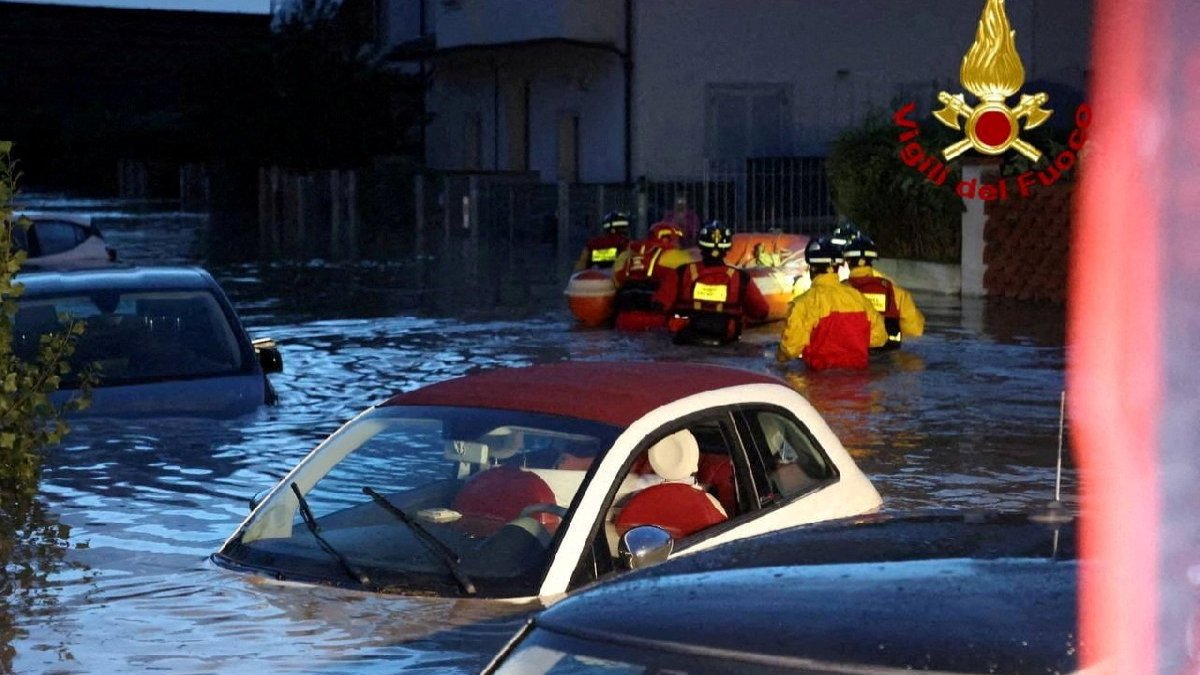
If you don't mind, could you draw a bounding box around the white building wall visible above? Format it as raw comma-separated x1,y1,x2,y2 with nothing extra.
632,0,1091,179
411,0,1090,183
433,0,623,49
376,0,424,45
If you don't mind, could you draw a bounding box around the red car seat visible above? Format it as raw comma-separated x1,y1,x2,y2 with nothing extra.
614,482,728,539
452,466,557,537
614,430,728,539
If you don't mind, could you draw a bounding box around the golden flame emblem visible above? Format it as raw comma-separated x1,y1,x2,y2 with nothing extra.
934,0,1052,161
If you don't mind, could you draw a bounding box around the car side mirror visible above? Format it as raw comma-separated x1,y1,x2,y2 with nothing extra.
253,337,283,374
618,525,674,571
248,488,271,512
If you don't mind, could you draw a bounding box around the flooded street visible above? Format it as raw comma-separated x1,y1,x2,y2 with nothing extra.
6,200,1071,673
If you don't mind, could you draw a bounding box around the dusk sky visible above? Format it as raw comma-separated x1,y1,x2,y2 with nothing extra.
0,0,269,12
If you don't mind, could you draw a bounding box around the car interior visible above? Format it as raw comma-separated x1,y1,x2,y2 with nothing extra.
601,417,740,557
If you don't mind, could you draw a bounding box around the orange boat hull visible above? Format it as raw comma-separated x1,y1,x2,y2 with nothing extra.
565,269,616,327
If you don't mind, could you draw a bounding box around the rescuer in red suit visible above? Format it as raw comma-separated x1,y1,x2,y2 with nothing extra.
574,211,632,271
656,220,770,345
611,222,691,331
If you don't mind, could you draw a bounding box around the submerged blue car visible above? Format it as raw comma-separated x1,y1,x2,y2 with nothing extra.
13,265,282,417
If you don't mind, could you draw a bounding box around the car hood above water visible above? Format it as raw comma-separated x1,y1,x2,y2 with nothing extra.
535,512,1078,673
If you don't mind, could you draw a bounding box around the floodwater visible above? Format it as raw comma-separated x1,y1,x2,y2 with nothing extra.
4,198,1072,674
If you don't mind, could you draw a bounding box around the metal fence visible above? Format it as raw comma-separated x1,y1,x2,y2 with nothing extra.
254,156,839,295
642,157,838,235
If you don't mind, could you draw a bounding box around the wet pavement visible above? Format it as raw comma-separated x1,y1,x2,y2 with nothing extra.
4,198,1071,673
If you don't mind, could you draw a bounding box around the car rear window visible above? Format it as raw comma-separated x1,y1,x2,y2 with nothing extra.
31,221,88,256
13,289,246,385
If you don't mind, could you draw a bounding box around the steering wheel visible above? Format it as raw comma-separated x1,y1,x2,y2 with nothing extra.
517,502,567,538
519,503,568,519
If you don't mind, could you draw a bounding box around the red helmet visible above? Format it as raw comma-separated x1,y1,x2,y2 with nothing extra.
649,222,684,245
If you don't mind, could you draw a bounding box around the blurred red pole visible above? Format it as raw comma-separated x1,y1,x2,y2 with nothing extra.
1072,0,1174,671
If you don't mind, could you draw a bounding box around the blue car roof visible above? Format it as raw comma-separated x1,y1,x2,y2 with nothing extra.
16,265,221,296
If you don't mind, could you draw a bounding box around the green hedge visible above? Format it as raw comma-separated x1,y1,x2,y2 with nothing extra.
825,109,964,263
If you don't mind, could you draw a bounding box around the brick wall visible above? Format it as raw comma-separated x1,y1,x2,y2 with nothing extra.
982,182,1074,303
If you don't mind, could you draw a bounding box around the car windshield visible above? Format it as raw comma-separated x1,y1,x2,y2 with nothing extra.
222,406,621,598
13,289,246,386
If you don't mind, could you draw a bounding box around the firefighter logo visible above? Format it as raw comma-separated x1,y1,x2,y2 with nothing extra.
934,0,1052,161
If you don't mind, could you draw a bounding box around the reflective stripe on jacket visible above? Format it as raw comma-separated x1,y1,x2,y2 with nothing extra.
846,266,925,339
615,239,664,286
575,233,630,270
846,269,901,344
777,272,888,370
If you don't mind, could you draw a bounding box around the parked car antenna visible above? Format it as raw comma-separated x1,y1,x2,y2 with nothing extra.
1055,389,1065,504
1031,391,1072,555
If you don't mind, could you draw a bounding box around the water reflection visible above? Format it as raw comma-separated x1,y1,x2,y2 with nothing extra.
0,496,81,672
5,202,1073,672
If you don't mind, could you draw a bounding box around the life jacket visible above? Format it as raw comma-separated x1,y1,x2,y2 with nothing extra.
670,263,749,344
614,239,667,286
614,239,669,317
583,233,629,269
846,273,902,346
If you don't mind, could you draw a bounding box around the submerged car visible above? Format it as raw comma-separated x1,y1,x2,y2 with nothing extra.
13,265,282,416
213,361,882,600
484,509,1079,674
11,211,116,265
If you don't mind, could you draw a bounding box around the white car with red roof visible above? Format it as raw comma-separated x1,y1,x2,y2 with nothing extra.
213,361,881,601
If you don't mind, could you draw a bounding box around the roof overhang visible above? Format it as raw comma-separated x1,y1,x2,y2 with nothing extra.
380,35,624,66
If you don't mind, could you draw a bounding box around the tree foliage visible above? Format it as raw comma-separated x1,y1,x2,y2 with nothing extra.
825,109,964,263
0,141,93,672
0,142,92,500
180,0,424,169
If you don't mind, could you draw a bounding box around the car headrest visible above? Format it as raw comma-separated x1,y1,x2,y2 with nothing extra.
648,429,699,481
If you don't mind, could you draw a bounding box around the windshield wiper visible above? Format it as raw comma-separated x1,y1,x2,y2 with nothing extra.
290,483,372,588
362,486,477,595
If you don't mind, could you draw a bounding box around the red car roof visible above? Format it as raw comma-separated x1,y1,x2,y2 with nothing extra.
382,361,786,427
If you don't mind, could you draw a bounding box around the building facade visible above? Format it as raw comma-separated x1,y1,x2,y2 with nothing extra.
353,0,1091,185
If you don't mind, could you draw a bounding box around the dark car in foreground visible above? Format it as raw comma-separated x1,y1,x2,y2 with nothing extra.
13,265,282,416
484,509,1079,674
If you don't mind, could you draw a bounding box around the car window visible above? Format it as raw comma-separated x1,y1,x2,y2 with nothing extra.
229,406,621,597
598,412,741,563
740,408,836,506
30,221,86,255
14,289,246,385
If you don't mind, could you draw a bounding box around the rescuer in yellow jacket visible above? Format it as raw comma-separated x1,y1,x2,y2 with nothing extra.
776,237,887,370
841,235,925,350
